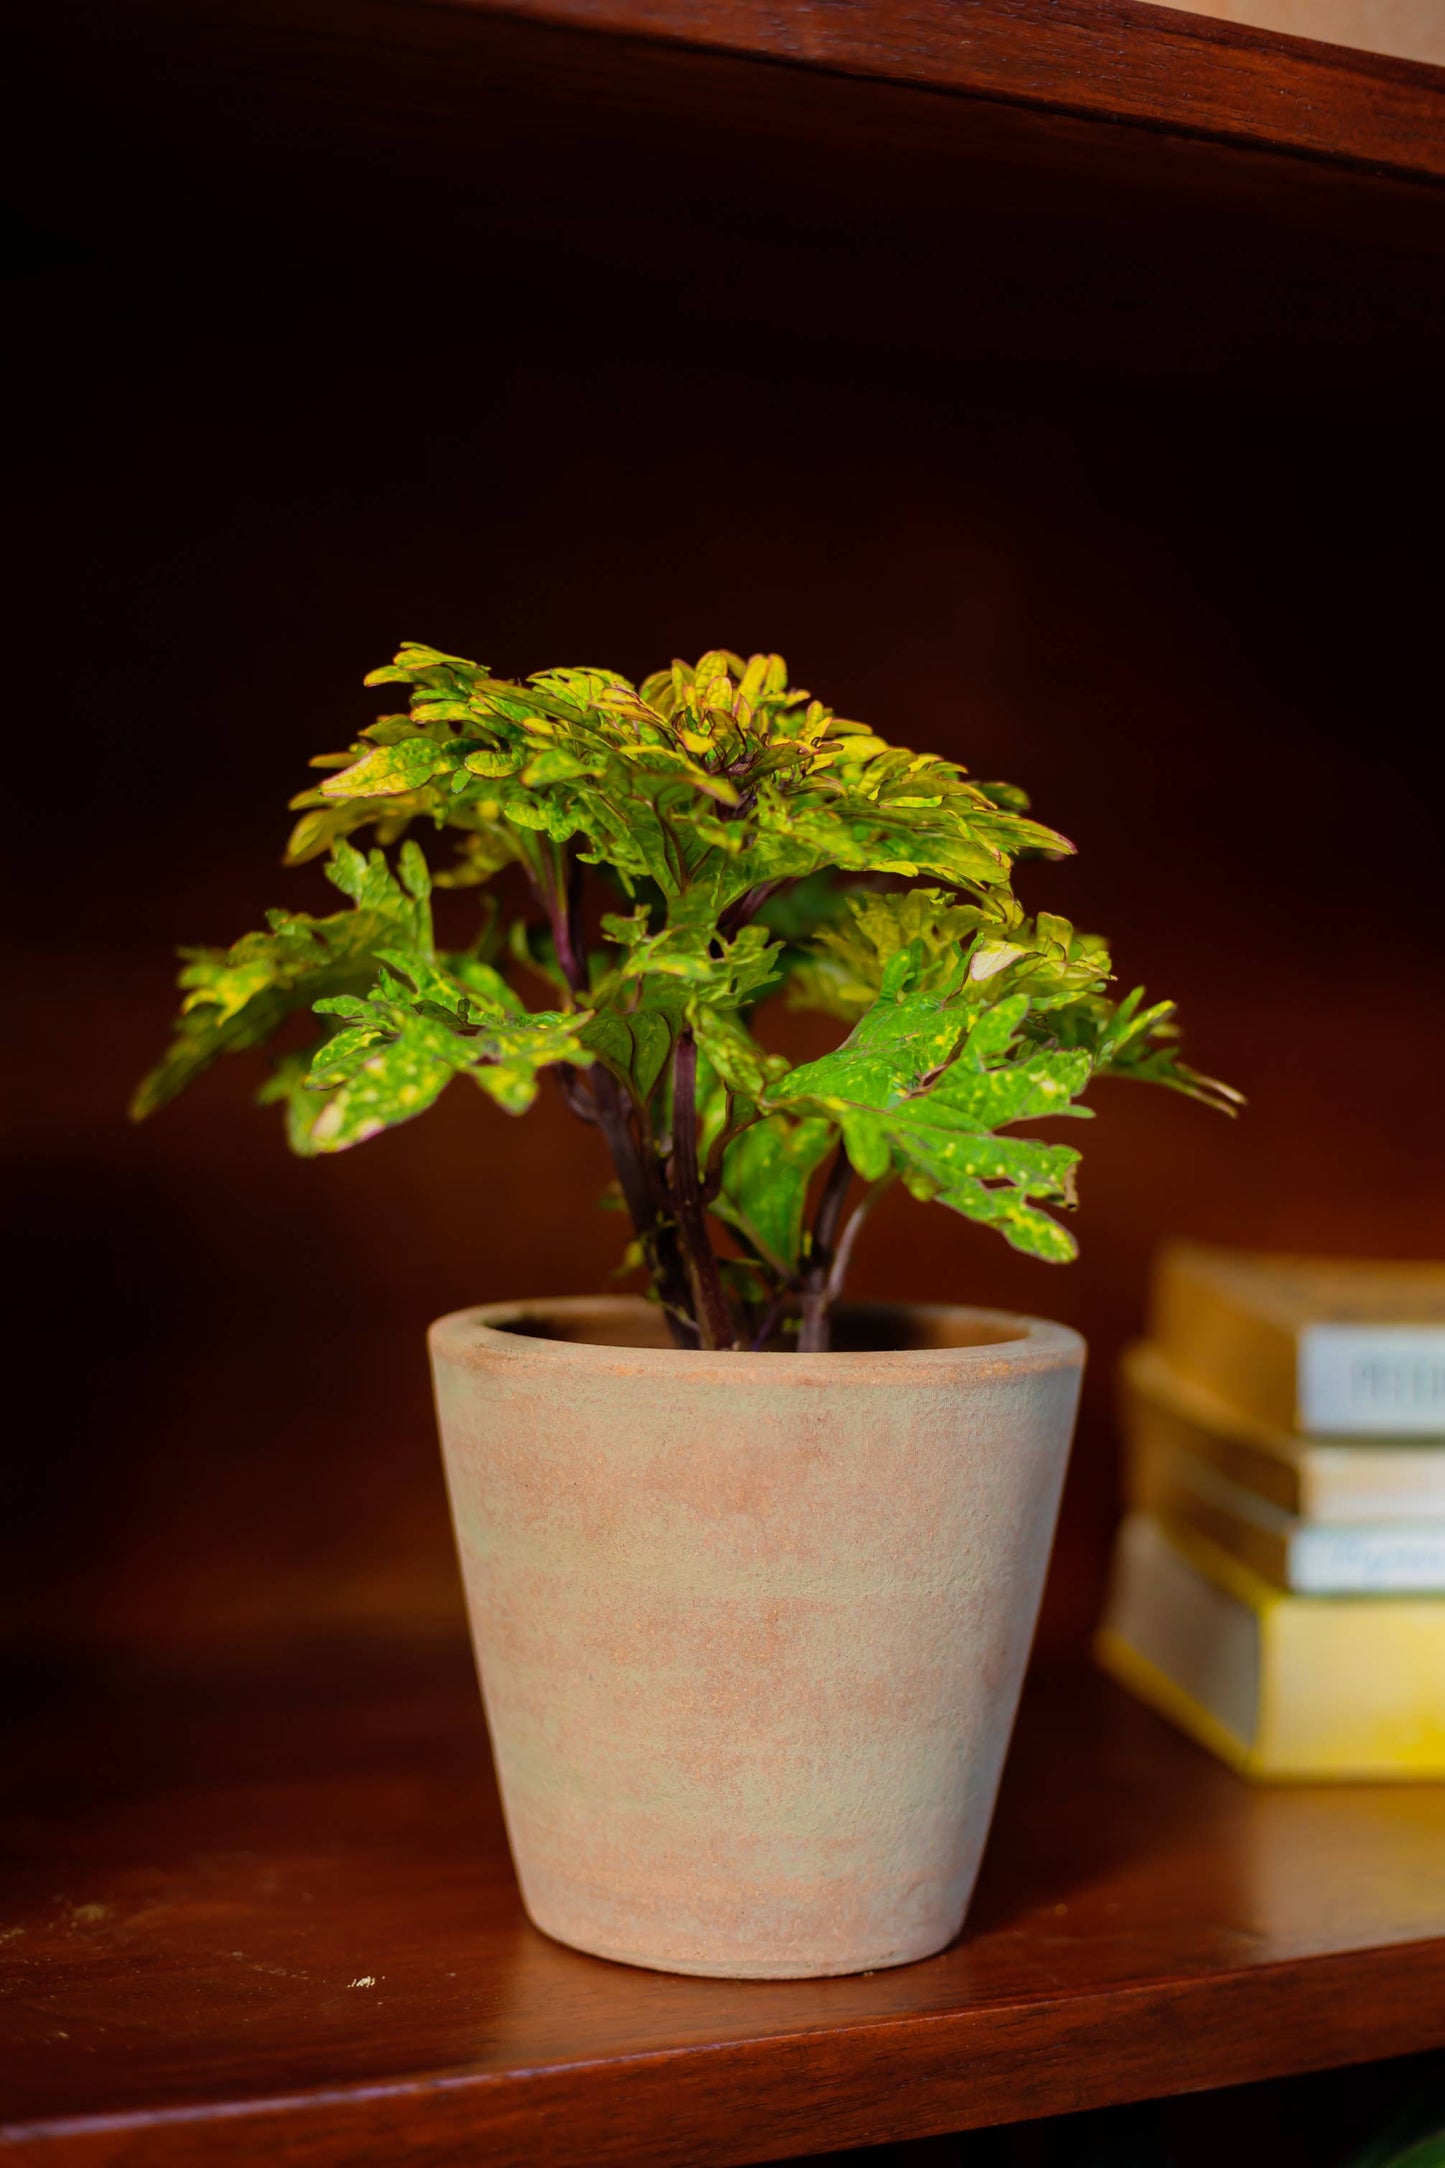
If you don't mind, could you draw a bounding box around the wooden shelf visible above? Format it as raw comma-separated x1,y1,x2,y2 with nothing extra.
482,0,1445,180
4,1648,1442,2164
8,4,1445,2162
21,0,1445,408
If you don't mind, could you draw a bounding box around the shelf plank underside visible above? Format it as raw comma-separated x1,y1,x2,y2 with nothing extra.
477,0,1445,179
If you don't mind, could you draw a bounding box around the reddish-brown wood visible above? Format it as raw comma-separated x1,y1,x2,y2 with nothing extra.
3,1650,1441,2164
534,0,1445,182
20,0,1444,405
467,0,1445,180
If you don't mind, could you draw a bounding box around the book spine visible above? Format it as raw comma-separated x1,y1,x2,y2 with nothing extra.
1126,1340,1445,1519
1155,1256,1445,1435
1299,1325,1445,1435
1285,1525,1445,1594
1128,1428,1445,1593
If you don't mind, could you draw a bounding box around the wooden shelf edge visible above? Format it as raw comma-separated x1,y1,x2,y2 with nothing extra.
445,0,1445,181
11,1939,1444,2166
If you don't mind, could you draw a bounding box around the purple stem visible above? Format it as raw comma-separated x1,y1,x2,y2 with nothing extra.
670,1030,737,1351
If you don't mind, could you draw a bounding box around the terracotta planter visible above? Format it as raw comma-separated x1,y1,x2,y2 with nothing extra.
430,1295,1084,1979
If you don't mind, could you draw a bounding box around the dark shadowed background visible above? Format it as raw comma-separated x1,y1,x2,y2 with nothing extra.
8,0,1444,1668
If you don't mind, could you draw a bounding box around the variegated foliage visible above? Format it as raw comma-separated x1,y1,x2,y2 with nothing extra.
135,646,1237,1348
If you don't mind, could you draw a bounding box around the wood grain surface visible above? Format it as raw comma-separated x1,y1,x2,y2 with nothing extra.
465,0,1445,177
3,1650,1442,2164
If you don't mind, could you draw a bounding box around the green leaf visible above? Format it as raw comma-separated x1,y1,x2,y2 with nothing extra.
693,1006,786,1101
305,1008,461,1148
904,1169,1080,1263
716,1115,836,1274
397,839,432,902
787,888,1110,1024
770,986,1093,1262
578,1008,677,1107
463,748,522,779
521,748,596,785
131,846,432,1121
1044,984,1244,1115
286,647,1078,942
321,737,456,799
256,1051,330,1155
594,916,783,1020
302,950,590,1146
775,975,968,1111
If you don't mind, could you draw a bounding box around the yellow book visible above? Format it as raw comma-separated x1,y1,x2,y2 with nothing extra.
1152,1244,1445,1435
1095,1514,1445,1779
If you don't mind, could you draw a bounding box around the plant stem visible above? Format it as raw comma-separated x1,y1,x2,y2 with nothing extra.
540,843,587,999
798,1144,853,1353
717,879,782,939
825,1178,892,1307
560,850,586,992
528,846,695,1347
592,1064,697,1349
670,1029,736,1351
749,1283,788,1352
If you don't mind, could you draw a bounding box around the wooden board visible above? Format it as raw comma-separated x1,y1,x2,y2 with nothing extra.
3,1649,1442,2164
16,0,1445,407
473,0,1445,179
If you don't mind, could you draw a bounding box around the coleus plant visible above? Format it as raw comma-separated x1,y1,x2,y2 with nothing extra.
133,645,1238,1351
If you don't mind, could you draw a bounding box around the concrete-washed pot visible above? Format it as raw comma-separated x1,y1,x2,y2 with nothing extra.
430,1295,1084,1979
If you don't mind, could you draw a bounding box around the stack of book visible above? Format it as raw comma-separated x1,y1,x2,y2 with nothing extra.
1097,1244,1445,1779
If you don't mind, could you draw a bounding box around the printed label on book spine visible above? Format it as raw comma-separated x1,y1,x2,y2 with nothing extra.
1299,1326,1445,1435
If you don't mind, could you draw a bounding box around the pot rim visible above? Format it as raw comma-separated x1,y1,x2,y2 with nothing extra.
429,1294,1084,1382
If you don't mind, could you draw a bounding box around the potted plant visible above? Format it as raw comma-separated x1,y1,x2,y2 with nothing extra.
135,644,1235,1979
